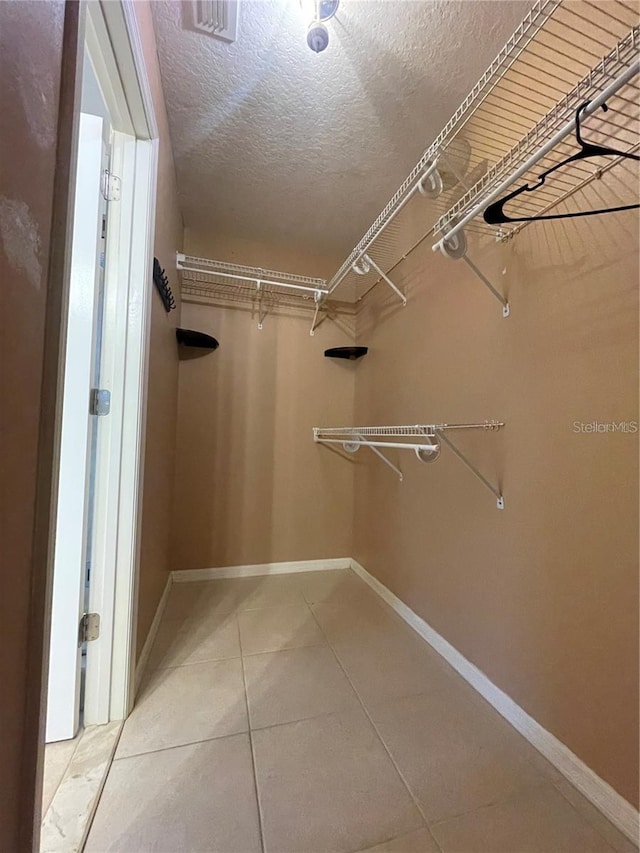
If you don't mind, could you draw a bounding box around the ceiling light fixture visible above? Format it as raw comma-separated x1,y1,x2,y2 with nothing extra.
300,0,339,53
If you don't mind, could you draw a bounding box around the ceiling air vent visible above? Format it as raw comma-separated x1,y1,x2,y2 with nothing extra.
192,0,239,43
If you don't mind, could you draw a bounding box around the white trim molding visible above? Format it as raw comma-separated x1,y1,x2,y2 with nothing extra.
349,559,640,844
172,557,352,583
134,573,172,693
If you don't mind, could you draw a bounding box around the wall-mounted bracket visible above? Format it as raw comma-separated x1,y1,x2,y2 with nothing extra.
352,253,407,306
436,427,505,509
356,434,404,482
310,291,324,337
256,281,268,330
434,228,509,317
462,255,510,318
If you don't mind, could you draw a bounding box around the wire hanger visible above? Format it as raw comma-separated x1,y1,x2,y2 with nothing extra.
483,101,640,225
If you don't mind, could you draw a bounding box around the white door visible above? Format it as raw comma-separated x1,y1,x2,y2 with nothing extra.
46,113,106,742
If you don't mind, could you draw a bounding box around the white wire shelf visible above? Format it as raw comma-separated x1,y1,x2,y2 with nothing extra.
177,253,334,334
327,0,640,306
313,422,503,438
314,421,505,507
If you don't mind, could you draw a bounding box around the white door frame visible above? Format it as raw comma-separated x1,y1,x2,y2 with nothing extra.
46,111,106,743
81,0,159,723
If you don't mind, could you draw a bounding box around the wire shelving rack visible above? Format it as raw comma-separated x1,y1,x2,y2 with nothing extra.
177,253,334,333
314,421,505,508
325,1,640,310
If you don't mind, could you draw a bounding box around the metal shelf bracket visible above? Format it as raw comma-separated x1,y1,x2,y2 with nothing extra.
310,291,324,337
256,281,268,330
435,427,505,509
356,435,404,482
353,254,407,306
436,230,509,317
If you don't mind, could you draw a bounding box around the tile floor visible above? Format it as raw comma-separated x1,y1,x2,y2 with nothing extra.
85,569,637,853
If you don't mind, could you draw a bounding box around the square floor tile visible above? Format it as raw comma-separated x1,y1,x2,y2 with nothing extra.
358,827,440,852
238,604,326,655
431,783,615,852
312,595,405,645
244,645,360,729
369,689,546,823
149,612,240,669
116,659,247,758
85,734,261,853
252,708,423,853
333,628,458,707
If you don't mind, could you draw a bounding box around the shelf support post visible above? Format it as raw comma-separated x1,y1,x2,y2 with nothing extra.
436,429,504,509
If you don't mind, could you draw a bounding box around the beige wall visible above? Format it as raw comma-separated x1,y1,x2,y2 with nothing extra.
171,232,354,570
0,2,79,846
134,2,184,656
353,183,639,805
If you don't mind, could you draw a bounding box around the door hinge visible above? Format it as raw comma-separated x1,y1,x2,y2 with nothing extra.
79,612,100,644
101,170,121,201
90,388,111,415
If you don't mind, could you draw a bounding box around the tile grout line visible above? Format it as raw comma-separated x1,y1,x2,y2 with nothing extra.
306,602,445,853
112,729,251,763
237,611,267,853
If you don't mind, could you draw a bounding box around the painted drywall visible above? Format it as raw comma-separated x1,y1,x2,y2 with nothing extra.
0,1,73,846
170,232,354,570
133,2,185,658
353,175,639,806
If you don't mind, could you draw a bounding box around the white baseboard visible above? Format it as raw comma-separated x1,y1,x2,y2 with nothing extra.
171,557,352,582
349,559,639,844
134,573,172,693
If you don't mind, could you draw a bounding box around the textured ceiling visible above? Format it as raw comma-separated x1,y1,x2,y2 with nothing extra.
152,0,534,260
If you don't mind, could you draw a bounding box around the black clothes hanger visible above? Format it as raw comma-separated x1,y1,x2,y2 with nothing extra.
483,101,640,225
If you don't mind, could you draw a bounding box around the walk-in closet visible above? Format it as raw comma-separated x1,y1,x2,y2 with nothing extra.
22,0,638,850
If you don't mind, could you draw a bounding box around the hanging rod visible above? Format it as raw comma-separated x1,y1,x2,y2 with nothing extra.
313,421,505,508
432,54,640,254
